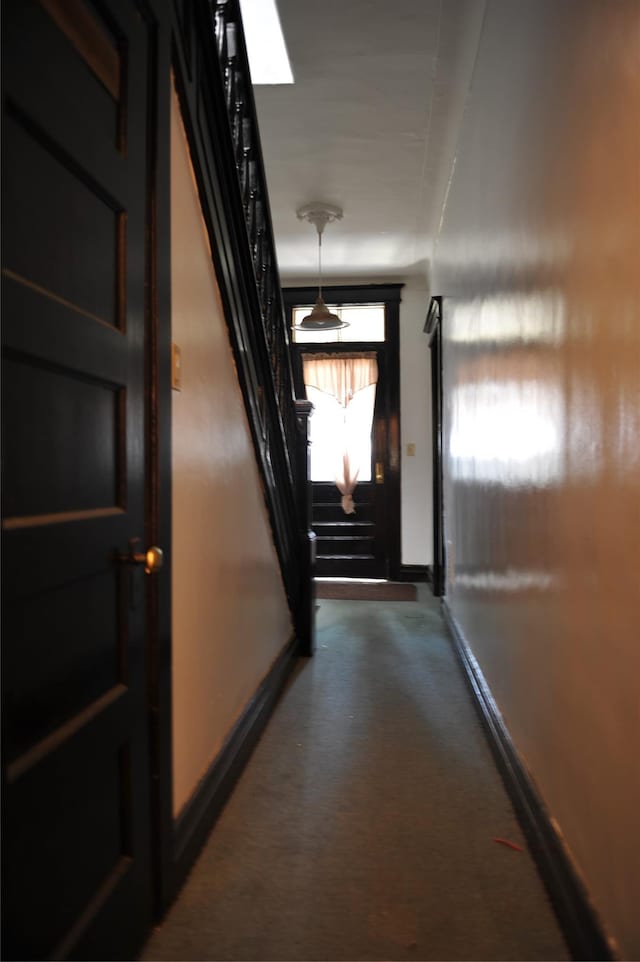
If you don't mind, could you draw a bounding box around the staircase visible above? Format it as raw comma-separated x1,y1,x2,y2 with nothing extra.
205,0,314,647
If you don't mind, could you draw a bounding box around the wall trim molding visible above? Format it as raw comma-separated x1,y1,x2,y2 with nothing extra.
397,564,431,583
441,601,616,962
171,635,298,902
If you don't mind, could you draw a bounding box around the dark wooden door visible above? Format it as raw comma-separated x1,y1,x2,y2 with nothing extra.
311,349,391,579
2,2,155,957
285,284,402,583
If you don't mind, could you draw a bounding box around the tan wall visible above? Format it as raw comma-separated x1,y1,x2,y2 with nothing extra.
398,277,432,565
434,2,640,957
170,83,292,817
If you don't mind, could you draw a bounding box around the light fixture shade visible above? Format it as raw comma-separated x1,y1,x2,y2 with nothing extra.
295,295,349,331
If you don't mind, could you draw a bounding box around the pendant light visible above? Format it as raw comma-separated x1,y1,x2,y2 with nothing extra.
293,204,349,332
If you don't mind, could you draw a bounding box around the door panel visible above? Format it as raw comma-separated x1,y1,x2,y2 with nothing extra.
313,482,382,577
2,1,154,958
2,354,123,516
3,112,123,327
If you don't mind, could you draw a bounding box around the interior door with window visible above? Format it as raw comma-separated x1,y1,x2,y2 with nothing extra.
286,286,402,581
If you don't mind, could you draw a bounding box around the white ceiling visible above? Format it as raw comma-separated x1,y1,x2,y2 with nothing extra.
252,0,487,283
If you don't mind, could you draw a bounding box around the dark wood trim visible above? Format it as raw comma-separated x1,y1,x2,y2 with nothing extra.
425,296,444,596
385,294,401,581
171,636,298,899
397,564,430,583
283,283,403,395
295,400,315,656
284,283,402,342
284,284,403,581
144,0,174,920
441,602,615,962
284,283,403,306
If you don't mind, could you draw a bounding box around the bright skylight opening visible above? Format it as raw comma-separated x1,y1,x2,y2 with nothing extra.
239,0,294,85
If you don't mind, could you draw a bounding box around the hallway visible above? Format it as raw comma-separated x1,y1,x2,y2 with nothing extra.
142,589,568,961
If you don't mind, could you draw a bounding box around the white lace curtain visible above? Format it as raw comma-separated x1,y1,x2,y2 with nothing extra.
302,353,378,515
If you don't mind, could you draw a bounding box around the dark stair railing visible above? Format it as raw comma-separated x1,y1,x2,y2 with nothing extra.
194,0,314,651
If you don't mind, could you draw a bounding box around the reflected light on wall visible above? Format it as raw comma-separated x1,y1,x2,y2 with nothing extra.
449,292,566,345
455,567,557,594
450,380,565,485
612,381,640,480
567,379,604,482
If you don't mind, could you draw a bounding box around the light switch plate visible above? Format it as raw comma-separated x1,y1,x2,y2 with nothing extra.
406,442,416,457
171,343,182,391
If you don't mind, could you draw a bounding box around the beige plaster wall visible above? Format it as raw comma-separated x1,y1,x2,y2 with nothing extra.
434,2,640,956
398,277,432,565
170,83,292,817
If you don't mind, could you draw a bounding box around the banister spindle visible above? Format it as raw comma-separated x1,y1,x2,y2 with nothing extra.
214,0,228,59
207,0,312,647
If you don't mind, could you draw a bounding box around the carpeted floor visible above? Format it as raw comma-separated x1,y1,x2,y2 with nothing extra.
142,587,569,961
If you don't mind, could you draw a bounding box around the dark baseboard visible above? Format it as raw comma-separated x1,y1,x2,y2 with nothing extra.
397,564,431,583
171,635,298,903
441,601,615,962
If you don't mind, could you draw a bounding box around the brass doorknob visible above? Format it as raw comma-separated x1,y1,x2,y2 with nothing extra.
133,545,164,574
122,539,164,574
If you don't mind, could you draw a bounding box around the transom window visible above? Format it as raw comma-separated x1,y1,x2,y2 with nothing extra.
291,303,386,343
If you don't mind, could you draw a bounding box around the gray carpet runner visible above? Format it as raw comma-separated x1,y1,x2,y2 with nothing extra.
142,587,568,961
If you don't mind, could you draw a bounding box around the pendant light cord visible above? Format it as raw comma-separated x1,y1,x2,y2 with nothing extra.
317,230,323,298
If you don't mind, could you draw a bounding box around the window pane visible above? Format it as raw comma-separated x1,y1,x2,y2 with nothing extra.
338,305,385,341
306,387,343,480
292,303,385,343
306,386,373,483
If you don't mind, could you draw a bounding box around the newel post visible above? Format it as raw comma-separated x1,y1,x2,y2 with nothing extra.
294,399,315,656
